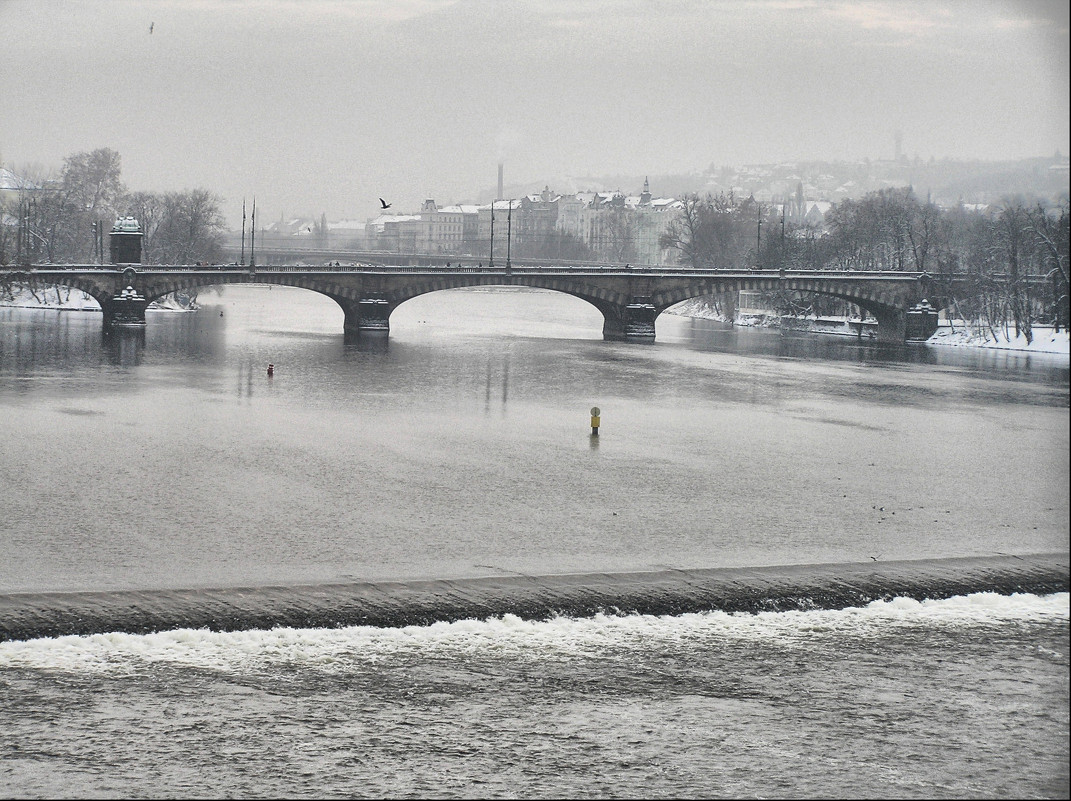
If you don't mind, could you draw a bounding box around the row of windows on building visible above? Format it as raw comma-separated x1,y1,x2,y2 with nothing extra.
364,184,685,265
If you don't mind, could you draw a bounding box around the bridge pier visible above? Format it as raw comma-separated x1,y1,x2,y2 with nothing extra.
342,297,392,335
100,286,149,328
602,296,658,341
871,307,907,342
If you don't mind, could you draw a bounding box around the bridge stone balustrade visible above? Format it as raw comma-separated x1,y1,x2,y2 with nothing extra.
3,265,953,343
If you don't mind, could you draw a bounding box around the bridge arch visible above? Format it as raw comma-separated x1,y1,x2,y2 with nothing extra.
331,273,646,339
1,271,113,310
651,275,917,341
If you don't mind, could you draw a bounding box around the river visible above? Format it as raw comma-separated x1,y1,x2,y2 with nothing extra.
0,285,1067,798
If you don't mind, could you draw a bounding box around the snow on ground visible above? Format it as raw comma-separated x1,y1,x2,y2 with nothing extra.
928,321,1069,355
0,285,195,312
665,299,1069,355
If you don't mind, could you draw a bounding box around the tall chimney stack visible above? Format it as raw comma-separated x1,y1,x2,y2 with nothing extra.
497,163,503,200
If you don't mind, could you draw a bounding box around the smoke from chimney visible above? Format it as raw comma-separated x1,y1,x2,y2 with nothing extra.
497,163,503,200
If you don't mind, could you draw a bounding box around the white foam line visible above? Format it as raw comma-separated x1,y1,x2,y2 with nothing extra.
2,591,1066,674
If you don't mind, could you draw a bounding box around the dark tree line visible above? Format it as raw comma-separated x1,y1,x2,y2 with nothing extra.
1,148,227,267
661,188,1070,340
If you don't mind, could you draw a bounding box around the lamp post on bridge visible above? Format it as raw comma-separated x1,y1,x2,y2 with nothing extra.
506,199,512,274
779,204,786,279
756,212,763,269
250,198,256,268
489,199,495,269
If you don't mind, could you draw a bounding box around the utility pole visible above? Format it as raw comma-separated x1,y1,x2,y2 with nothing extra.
16,200,24,265
241,198,246,266
506,199,512,273
756,213,762,269
250,198,256,268
779,204,786,279
489,199,495,268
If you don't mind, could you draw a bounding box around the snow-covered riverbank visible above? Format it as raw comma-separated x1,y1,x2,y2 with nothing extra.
0,285,196,312
926,322,1069,355
665,298,1069,355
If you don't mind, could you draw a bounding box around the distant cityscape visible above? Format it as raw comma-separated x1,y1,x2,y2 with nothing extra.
240,153,1071,267
3,150,1068,269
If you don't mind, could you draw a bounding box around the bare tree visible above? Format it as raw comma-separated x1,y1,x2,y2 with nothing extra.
125,191,166,264
991,201,1035,343
660,192,755,269
152,189,227,264
660,194,711,268
56,148,126,261
603,208,637,263
1029,202,1070,331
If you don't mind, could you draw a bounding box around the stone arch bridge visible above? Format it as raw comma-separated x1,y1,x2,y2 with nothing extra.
5,264,949,342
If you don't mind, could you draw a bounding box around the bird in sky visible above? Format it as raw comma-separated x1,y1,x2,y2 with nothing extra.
379,198,391,209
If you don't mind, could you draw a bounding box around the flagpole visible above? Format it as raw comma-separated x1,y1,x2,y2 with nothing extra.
250,198,256,268
489,198,495,269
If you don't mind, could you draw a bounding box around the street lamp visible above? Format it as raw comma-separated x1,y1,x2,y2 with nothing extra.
506,199,512,273
756,214,762,269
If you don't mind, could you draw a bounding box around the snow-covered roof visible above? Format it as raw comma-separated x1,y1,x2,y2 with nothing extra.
329,218,367,230
651,198,682,210
0,167,37,191
112,216,142,233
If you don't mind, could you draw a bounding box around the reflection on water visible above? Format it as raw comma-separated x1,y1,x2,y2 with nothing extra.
103,326,146,367
0,286,1067,593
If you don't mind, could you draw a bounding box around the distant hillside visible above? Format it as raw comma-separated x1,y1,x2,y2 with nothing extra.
489,156,1070,207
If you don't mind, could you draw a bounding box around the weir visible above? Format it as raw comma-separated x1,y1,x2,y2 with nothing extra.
1,553,1065,642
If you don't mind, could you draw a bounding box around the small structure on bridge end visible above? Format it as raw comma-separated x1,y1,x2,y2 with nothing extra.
109,216,143,265
906,299,939,341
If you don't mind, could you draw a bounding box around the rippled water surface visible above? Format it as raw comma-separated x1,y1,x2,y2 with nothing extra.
0,286,1067,592
1,593,1068,799
0,286,1068,798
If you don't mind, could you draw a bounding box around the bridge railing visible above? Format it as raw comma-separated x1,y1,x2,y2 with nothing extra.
12,263,944,280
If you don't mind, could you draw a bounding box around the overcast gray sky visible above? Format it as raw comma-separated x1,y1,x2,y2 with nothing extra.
1,0,1068,228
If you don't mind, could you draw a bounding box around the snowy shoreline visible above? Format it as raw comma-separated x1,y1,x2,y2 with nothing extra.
666,298,1070,356
0,285,195,313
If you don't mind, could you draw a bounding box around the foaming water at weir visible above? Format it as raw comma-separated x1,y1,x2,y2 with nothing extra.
1,553,1066,644
1,590,1067,674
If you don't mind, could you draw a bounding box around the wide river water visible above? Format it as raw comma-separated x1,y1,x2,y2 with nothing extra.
0,285,1067,592
0,284,1068,798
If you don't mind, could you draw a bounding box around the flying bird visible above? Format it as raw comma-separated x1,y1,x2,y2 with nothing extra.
379,198,392,209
